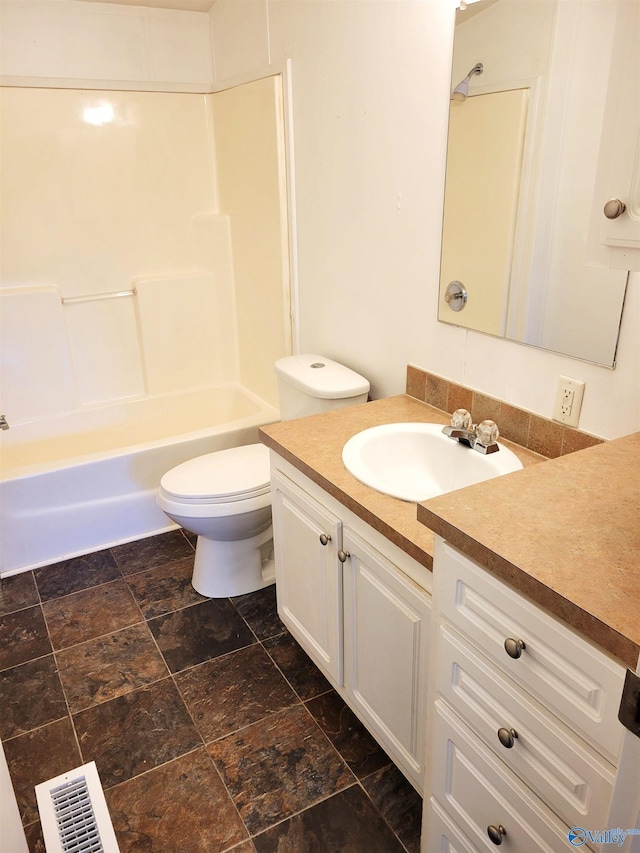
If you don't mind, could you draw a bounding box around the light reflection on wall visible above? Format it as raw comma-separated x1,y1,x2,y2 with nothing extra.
82,103,114,126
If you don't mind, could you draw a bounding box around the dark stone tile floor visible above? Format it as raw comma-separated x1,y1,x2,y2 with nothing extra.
0,530,422,852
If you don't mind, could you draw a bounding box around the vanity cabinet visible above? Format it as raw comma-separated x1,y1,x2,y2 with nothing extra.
424,536,627,852
270,456,432,792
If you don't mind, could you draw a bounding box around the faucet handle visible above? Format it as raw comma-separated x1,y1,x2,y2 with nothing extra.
476,419,499,450
451,408,472,430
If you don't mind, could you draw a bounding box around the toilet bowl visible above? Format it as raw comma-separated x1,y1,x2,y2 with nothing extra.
157,354,370,598
157,443,274,598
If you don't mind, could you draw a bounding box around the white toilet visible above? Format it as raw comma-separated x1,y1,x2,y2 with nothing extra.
156,355,370,597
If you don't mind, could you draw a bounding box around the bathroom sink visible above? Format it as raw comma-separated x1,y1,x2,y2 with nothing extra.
341,422,523,502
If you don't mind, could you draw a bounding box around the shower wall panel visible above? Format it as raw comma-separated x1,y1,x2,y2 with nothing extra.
211,76,291,408
0,287,79,421
0,87,237,424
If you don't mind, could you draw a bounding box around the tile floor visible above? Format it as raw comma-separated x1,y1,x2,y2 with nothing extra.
0,529,423,852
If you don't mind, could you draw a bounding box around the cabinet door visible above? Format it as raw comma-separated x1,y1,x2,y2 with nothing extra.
342,528,431,791
593,0,640,260
271,470,343,684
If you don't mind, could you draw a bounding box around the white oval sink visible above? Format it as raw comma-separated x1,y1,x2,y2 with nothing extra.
342,422,523,502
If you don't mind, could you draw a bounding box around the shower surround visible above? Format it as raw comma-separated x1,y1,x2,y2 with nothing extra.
0,82,291,575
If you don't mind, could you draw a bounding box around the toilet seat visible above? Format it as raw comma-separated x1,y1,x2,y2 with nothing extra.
159,443,271,504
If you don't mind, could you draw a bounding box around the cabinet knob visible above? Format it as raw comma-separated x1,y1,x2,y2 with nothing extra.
319,534,331,546
603,198,627,220
487,825,506,845
504,638,526,659
338,550,350,563
497,727,518,748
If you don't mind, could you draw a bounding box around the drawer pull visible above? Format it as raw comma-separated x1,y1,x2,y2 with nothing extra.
319,534,331,546
497,727,518,748
338,549,350,563
487,825,507,845
504,637,526,659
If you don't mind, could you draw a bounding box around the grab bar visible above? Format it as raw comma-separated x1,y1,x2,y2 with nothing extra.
61,289,135,305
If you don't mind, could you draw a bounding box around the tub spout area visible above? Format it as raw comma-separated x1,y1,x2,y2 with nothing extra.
0,415,9,430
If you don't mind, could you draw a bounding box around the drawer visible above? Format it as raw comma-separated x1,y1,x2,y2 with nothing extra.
424,798,476,853
434,538,625,763
429,698,597,853
436,624,615,830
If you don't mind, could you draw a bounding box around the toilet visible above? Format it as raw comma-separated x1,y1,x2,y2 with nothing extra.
156,355,370,597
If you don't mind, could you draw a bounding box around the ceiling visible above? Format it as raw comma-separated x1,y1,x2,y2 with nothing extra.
76,0,492,20
74,0,217,11
75,0,495,18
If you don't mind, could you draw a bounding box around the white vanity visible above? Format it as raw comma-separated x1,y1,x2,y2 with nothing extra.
426,537,625,852
271,454,432,792
259,396,640,853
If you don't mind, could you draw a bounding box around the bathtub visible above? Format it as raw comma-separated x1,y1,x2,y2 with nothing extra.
0,385,279,576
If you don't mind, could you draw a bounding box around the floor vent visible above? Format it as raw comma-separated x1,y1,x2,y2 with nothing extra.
35,762,120,853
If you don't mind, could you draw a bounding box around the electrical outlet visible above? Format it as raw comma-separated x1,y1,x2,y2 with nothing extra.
553,376,585,427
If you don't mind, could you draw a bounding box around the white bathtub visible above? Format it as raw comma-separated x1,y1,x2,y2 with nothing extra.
0,385,279,576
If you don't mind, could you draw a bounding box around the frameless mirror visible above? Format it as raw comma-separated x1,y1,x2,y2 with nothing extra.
438,0,633,367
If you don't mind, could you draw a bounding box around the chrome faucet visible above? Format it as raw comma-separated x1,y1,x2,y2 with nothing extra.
0,415,9,431
442,409,500,455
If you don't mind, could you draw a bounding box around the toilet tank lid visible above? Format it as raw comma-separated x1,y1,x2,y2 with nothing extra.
275,354,369,399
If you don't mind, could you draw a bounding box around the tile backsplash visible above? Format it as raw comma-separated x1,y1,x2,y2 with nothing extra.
406,366,603,459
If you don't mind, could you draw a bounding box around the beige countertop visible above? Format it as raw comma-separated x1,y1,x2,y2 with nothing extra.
417,430,640,669
260,395,540,569
260,395,640,669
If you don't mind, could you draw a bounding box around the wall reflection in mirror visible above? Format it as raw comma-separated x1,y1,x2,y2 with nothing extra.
438,0,639,367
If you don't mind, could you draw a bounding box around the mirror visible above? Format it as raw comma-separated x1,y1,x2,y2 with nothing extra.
438,0,631,367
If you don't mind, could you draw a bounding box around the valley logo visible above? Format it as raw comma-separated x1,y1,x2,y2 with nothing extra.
568,827,640,847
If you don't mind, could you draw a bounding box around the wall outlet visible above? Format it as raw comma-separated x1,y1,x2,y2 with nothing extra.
553,376,585,427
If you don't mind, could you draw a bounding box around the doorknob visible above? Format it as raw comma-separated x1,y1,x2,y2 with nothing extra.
603,198,627,220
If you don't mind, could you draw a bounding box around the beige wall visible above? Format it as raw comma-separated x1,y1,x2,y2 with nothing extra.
0,0,213,90
209,0,639,440
1,0,638,438
212,77,291,406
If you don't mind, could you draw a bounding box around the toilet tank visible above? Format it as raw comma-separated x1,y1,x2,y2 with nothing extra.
275,354,370,422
